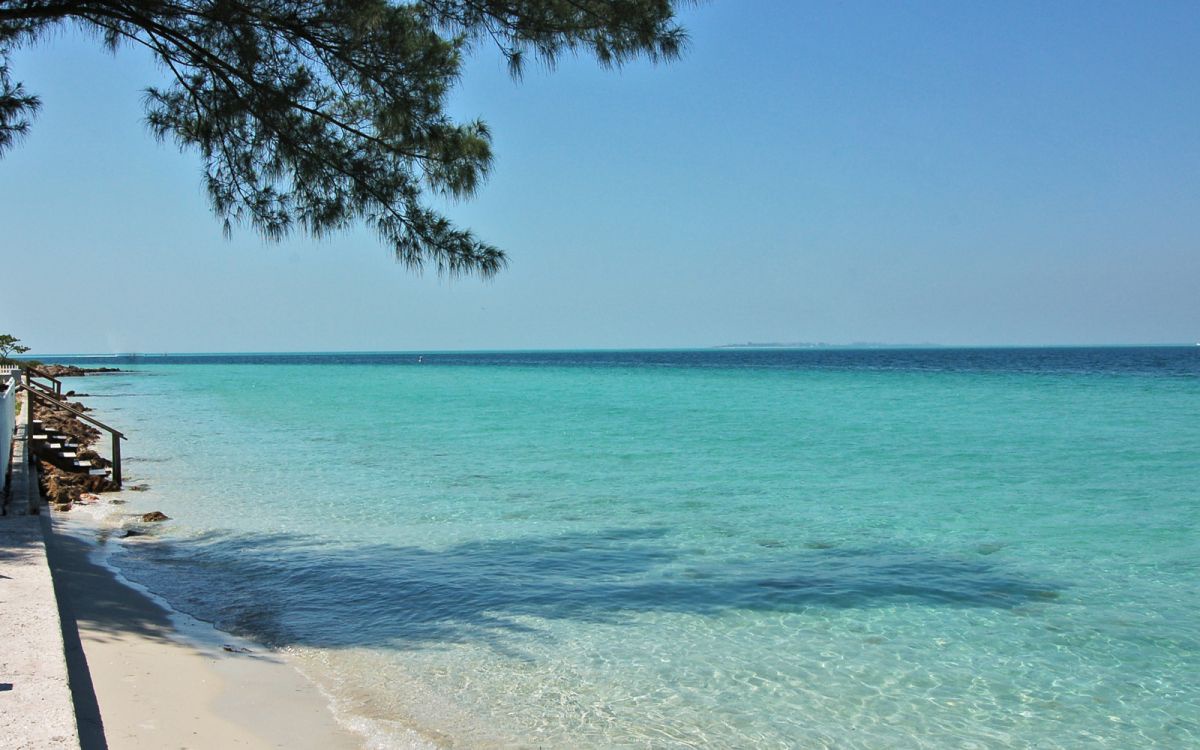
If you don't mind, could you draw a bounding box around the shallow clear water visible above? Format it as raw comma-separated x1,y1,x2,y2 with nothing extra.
62,349,1200,748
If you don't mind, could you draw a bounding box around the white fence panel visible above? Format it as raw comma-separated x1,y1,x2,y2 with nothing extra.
1,374,15,490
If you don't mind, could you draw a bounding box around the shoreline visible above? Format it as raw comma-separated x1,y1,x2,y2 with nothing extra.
44,507,364,750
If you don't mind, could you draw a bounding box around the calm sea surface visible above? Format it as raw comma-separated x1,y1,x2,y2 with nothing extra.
53,348,1199,748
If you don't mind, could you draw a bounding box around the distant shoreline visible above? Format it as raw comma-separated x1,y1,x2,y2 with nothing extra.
15,343,1199,359
714,342,944,349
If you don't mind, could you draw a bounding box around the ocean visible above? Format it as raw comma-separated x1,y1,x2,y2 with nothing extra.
51,348,1200,748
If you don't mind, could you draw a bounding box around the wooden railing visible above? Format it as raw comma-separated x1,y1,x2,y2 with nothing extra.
22,376,64,403
22,365,63,396
18,383,125,487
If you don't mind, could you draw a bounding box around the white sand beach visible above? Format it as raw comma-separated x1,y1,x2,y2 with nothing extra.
44,509,363,750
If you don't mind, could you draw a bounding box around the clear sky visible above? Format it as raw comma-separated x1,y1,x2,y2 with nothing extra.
2,1,1198,353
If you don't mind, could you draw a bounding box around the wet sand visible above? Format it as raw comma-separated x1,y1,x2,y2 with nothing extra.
44,511,363,750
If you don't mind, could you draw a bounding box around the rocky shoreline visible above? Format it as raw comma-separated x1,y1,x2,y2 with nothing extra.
28,366,121,507
35,363,121,378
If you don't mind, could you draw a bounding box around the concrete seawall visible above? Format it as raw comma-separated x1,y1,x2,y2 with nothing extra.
1,393,82,749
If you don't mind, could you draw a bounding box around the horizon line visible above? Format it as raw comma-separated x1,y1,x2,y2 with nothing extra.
15,343,1199,358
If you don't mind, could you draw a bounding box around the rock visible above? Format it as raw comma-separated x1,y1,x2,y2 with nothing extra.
37,364,84,377
37,364,121,377
83,475,117,493
141,511,170,522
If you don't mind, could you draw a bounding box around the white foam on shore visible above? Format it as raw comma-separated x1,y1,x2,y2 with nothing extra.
277,650,441,750
285,643,514,750
322,704,440,750
53,502,264,653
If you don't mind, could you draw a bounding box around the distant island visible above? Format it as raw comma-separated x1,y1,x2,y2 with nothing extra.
715,342,944,349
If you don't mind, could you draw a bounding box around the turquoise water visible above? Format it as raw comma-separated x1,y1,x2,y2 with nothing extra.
66,350,1199,748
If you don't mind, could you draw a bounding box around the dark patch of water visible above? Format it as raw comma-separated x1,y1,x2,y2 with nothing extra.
106,527,1065,653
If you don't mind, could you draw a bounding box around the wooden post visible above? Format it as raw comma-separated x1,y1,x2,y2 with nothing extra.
111,432,122,488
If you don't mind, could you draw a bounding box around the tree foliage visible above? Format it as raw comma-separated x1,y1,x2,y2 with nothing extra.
0,333,31,363
0,1,690,275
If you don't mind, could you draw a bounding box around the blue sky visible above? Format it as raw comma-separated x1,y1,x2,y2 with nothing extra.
2,1,1198,353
